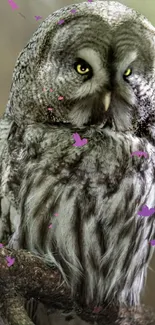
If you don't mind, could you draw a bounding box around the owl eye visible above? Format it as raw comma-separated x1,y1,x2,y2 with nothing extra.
74,59,93,78
123,67,132,79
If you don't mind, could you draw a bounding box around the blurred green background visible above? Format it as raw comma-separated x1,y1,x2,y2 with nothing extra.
0,0,155,311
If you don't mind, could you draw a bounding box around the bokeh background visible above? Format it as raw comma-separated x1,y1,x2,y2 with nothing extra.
0,0,155,319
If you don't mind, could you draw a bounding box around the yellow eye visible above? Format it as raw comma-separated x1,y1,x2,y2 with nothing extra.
74,59,92,77
123,68,132,77
76,64,90,74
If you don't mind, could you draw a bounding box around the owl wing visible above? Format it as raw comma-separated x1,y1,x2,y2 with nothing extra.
0,117,21,245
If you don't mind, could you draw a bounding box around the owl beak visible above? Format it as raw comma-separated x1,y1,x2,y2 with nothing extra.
103,92,111,111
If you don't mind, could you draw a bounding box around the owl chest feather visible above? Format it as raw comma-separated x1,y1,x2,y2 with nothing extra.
1,123,155,306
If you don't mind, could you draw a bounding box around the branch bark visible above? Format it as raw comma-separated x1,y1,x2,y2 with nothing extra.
0,247,155,325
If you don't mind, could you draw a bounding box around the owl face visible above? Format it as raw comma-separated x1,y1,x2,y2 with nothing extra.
8,1,155,140
38,13,155,138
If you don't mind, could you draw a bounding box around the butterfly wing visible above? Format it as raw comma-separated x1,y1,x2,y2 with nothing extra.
72,133,81,142
149,208,155,216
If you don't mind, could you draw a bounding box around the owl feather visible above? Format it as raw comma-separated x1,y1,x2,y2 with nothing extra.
1,0,155,308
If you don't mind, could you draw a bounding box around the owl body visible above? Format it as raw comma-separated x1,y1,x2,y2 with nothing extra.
1,120,155,306
1,0,155,307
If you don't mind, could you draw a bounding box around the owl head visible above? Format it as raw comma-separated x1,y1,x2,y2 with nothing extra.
6,1,155,140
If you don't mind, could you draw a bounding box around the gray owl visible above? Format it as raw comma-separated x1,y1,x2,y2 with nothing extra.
1,0,155,308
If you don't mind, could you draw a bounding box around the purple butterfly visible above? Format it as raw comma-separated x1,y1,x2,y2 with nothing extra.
6,256,15,267
8,0,19,10
57,19,65,25
130,151,148,158
138,205,155,217
35,16,42,21
150,240,155,246
72,133,88,147
70,9,77,14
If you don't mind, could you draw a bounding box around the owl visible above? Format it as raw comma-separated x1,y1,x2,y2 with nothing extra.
1,0,155,309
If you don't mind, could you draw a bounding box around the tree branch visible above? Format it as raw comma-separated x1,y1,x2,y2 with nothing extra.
0,247,155,325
